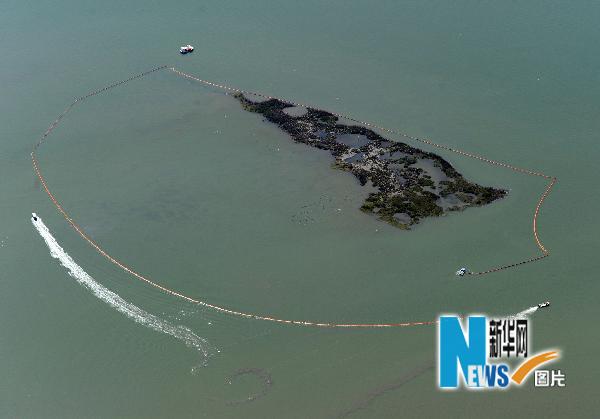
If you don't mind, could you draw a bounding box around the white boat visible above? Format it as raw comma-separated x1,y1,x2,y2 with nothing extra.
180,44,194,54
32,212,38,222
537,301,550,309
455,267,468,276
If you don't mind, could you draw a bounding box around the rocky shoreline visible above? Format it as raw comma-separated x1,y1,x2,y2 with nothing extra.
234,93,506,229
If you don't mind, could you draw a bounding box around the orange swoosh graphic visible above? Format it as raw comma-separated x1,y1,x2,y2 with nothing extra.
511,351,559,384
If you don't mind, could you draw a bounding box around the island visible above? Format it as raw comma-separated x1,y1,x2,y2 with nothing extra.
234,93,506,229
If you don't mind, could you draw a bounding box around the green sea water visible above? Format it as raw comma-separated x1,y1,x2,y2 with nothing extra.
1,1,599,417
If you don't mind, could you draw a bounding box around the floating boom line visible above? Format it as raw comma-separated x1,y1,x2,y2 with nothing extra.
169,67,555,276
31,66,556,327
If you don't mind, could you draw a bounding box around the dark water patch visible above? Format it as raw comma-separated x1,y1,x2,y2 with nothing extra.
283,106,308,117
412,158,449,184
393,212,412,226
225,368,273,406
336,364,433,418
437,192,477,211
379,151,409,161
344,152,365,163
335,134,370,149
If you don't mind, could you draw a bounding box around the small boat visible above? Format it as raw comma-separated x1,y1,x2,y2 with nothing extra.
32,212,38,222
180,45,194,54
537,301,550,309
455,267,468,276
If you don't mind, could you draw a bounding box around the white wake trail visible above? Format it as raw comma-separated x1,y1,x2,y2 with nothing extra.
510,306,539,319
32,214,215,365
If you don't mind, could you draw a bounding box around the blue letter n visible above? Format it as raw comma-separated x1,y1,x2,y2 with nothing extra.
439,316,486,388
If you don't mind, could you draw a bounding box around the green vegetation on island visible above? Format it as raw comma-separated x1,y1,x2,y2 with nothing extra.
234,93,506,229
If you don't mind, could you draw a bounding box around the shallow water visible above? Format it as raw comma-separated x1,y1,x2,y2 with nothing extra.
335,134,370,149
1,1,599,418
